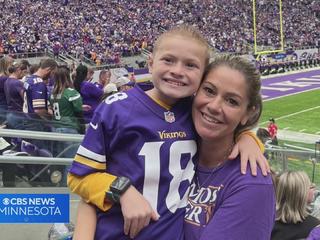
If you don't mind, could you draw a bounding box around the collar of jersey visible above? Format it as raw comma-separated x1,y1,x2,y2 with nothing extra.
148,95,171,111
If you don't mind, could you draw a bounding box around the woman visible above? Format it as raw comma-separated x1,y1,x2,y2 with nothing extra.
184,55,275,239
4,61,29,130
0,56,13,123
50,65,84,154
271,171,320,240
50,65,84,185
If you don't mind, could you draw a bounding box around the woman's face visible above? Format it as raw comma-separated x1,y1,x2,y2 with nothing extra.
192,65,251,142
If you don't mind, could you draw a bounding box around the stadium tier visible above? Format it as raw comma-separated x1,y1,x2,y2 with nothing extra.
0,0,319,65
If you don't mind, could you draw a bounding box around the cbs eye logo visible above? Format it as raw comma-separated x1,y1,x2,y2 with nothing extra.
2,198,10,205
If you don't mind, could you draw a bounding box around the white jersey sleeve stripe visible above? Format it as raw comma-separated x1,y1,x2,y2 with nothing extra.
77,145,106,163
68,94,81,102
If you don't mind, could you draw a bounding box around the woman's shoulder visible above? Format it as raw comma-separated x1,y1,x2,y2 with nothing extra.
225,157,274,186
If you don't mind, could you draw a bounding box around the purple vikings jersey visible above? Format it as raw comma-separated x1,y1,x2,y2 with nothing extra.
23,74,48,116
69,85,197,240
4,77,24,111
184,156,275,240
80,81,103,123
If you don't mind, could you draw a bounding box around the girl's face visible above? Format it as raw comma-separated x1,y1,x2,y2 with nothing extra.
148,35,207,106
192,65,252,142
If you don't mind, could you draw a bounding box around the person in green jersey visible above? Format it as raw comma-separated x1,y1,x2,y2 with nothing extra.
50,65,84,184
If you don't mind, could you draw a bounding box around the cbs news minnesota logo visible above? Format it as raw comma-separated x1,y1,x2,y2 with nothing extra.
0,194,69,223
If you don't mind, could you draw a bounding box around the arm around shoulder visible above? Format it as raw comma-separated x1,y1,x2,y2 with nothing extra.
67,172,116,211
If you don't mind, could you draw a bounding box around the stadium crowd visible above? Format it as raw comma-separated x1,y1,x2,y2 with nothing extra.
0,0,319,65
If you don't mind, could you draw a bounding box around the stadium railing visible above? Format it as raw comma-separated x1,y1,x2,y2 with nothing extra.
265,145,320,185
1,128,319,185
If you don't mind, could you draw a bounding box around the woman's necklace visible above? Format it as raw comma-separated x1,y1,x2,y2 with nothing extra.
195,144,234,193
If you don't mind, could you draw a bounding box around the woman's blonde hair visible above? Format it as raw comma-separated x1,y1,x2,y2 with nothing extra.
0,56,14,76
276,171,311,223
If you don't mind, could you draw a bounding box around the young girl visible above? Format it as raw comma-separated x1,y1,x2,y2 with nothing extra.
68,25,268,239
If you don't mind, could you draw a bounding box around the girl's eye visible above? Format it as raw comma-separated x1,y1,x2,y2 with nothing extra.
186,63,198,69
162,58,173,63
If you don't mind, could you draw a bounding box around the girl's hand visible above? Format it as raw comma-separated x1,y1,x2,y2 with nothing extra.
229,134,270,176
120,186,159,239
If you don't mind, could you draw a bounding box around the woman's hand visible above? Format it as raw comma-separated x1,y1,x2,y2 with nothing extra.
120,186,160,239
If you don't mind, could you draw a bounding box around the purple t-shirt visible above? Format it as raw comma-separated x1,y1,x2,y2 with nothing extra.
4,77,24,111
80,81,103,123
0,75,8,108
307,226,320,240
184,157,275,240
70,85,197,240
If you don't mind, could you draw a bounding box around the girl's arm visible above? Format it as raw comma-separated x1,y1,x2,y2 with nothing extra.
73,200,96,240
230,131,270,176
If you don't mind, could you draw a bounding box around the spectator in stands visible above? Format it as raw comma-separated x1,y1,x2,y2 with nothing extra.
50,65,84,185
1,0,319,66
267,118,278,145
4,61,29,130
73,64,88,93
113,76,133,92
86,68,95,82
98,69,111,87
271,171,320,240
0,56,13,124
50,65,84,141
23,58,57,148
79,68,108,123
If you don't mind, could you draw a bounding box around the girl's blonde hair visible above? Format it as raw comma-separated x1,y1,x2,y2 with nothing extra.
153,25,210,66
276,171,311,223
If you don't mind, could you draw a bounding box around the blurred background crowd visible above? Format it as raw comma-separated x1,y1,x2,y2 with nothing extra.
0,0,319,65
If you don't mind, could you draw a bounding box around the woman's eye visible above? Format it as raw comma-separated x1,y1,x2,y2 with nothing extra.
203,87,214,94
227,98,239,106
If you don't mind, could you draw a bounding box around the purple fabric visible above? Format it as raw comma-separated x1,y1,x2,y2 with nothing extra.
80,81,103,123
184,157,275,240
23,74,48,115
70,85,197,240
0,75,8,108
307,226,320,240
4,77,24,111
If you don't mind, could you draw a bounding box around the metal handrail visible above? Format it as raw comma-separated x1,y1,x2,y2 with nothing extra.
0,155,72,165
0,129,83,142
